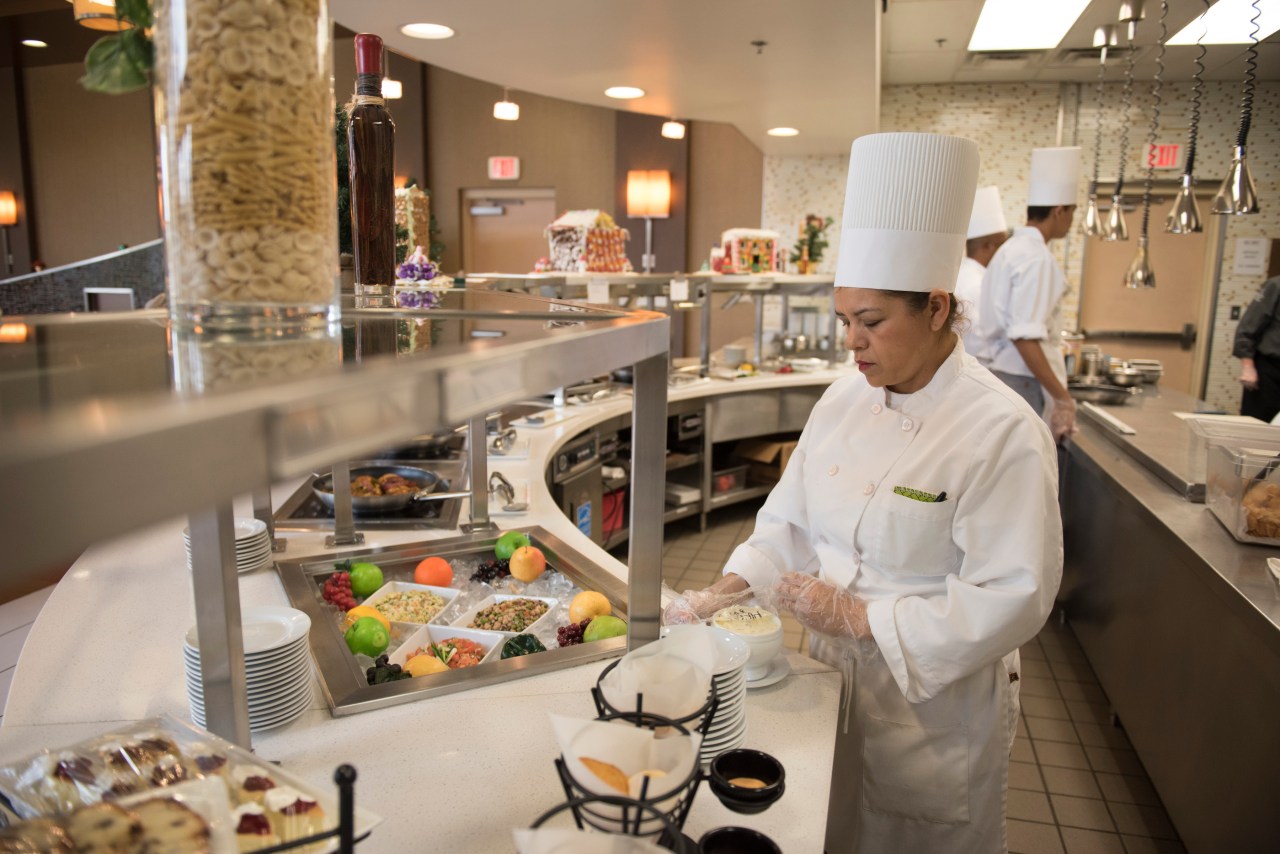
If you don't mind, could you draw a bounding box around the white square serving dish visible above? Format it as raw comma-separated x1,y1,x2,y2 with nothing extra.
450,594,559,637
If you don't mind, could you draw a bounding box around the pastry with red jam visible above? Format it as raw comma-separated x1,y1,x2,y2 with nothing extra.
233,803,281,852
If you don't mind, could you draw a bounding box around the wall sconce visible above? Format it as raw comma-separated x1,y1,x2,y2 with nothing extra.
67,0,132,32
626,170,671,273
381,78,402,99
493,87,519,121
0,191,16,277
661,120,686,140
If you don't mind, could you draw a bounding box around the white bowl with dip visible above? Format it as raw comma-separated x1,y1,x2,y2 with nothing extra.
711,605,783,681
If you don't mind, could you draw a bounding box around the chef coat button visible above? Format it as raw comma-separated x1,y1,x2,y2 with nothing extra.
852,550,860,562
863,483,874,495
871,404,883,415
901,418,914,431
828,465,839,476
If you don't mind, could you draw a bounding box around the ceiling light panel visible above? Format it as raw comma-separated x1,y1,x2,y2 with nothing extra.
400,23,455,40
1168,0,1280,45
968,0,1091,51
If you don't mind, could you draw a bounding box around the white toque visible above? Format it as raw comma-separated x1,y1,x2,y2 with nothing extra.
1027,147,1082,207
967,185,1008,240
835,132,980,293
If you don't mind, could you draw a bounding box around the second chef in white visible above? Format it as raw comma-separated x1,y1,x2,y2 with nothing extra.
667,133,1062,853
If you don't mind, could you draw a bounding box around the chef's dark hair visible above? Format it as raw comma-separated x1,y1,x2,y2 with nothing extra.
882,290,965,333
1027,205,1058,221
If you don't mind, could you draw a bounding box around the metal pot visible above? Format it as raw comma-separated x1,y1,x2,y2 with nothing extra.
1068,383,1141,405
312,464,449,514
1079,350,1106,379
1107,366,1144,387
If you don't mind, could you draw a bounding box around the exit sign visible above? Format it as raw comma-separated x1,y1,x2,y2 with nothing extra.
1148,142,1182,171
488,156,521,180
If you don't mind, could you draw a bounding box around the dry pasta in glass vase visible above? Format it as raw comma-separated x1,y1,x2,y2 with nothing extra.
153,0,339,330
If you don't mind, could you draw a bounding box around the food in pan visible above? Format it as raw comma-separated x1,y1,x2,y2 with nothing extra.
347,562,384,598
470,598,548,632
578,757,629,795
712,605,782,636
370,590,446,624
1242,481,1280,538
407,638,487,669
500,634,546,659
414,556,454,587
350,473,418,497
569,591,611,624
508,546,547,582
728,777,767,789
583,615,628,643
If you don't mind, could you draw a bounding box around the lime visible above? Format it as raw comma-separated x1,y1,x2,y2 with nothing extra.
583,615,628,643
348,562,384,598
495,531,531,560
344,616,389,657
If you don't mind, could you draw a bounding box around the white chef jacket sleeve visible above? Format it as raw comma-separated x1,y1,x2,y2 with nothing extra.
865,414,1062,703
1004,255,1057,342
721,413,822,592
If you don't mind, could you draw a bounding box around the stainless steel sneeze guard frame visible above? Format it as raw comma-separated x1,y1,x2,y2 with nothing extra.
275,526,629,715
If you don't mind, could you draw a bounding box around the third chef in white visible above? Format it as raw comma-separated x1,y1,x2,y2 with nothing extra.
955,185,1010,356
666,133,1063,853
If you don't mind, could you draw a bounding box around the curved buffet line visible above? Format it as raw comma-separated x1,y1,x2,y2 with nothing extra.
0,365,849,852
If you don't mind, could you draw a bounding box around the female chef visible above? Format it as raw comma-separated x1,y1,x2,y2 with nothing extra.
666,133,1063,852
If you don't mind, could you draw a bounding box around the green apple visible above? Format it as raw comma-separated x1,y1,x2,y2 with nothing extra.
583,614,628,643
348,562,384,598
495,530,531,560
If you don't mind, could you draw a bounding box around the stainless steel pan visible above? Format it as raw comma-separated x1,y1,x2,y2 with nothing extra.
312,464,454,514
1068,383,1141,405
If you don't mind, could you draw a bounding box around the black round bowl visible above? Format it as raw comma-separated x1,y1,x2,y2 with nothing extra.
708,749,785,813
698,826,782,854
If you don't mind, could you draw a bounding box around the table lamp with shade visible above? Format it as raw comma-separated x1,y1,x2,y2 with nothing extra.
626,170,671,273
0,191,17,277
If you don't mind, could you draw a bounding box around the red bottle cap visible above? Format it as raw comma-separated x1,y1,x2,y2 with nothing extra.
354,34,383,76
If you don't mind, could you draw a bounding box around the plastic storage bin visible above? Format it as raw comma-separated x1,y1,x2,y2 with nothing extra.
1205,438,1280,545
1185,416,1280,476
712,465,749,496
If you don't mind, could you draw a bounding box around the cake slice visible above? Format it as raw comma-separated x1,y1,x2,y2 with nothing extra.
65,802,142,852
264,785,327,848
0,817,73,853
132,797,211,854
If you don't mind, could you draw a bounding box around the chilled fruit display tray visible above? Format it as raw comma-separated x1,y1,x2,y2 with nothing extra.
276,526,629,716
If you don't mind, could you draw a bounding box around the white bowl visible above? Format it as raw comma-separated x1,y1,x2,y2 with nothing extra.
360,581,460,626
710,606,783,681
451,594,559,637
389,624,505,671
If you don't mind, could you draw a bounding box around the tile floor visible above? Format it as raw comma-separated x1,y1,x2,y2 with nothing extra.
652,499,1186,854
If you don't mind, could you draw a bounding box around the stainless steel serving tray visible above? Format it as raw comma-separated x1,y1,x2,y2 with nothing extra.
1068,383,1142,405
276,525,628,715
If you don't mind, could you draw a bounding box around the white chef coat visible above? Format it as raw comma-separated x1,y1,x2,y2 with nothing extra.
954,256,987,359
973,227,1069,398
724,338,1062,852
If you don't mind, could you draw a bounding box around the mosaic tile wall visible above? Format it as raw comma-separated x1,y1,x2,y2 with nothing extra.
762,80,1279,411
0,240,165,316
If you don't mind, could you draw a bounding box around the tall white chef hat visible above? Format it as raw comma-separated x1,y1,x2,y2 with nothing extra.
1027,147,1083,206
835,132,979,293
967,185,1008,239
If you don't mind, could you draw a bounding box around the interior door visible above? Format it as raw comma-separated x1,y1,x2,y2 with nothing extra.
1079,188,1219,395
461,189,556,275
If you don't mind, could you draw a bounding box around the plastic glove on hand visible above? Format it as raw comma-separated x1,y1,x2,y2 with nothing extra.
773,572,870,640
1049,395,1078,443
660,576,750,626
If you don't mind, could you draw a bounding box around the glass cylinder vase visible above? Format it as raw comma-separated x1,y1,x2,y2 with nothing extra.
153,0,339,330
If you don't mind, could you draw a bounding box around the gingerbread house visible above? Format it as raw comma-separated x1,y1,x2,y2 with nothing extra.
721,228,781,274
545,210,632,273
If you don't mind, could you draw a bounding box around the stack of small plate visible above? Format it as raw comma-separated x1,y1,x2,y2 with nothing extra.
699,628,751,765
184,605,312,732
183,518,273,575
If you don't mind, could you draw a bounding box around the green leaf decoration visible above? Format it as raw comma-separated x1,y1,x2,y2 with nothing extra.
80,35,149,94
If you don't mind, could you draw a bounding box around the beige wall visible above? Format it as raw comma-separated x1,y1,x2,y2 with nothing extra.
425,66,616,275
23,64,160,268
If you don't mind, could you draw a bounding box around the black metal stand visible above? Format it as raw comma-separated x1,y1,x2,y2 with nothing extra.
591,657,721,736
255,764,367,854
530,795,693,854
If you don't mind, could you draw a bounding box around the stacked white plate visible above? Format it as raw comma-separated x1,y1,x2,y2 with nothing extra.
183,518,273,575
184,606,312,732
700,628,751,765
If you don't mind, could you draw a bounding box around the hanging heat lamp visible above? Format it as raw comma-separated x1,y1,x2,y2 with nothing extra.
1167,1,1210,233
1104,2,1145,242
1213,0,1261,215
1126,0,1167,289
1084,25,1119,237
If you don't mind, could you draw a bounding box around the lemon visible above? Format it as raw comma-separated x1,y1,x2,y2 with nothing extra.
404,654,449,677
569,590,612,624
343,605,390,632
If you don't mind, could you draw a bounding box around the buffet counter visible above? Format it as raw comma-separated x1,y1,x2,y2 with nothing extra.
1063,391,1280,854
0,367,850,852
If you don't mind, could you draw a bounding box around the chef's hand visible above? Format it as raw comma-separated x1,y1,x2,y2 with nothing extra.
661,573,750,625
773,572,871,640
1049,394,1078,443
1240,359,1260,391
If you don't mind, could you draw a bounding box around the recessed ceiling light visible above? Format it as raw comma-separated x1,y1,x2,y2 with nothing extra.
605,86,645,99
21,39,48,48
968,0,1090,51
767,127,799,137
1168,0,1280,45
400,23,455,40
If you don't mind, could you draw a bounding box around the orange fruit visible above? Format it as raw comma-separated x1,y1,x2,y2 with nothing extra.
414,556,454,587
509,545,547,582
569,591,611,624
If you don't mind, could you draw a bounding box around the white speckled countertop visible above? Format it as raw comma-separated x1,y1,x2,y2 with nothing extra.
0,369,849,851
